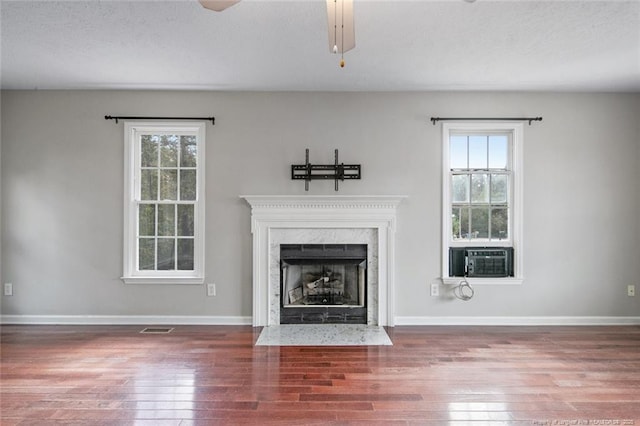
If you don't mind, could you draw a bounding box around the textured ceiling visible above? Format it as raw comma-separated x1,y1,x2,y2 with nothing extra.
1,0,639,92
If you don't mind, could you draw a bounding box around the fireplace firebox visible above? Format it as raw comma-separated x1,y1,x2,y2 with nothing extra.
280,244,367,324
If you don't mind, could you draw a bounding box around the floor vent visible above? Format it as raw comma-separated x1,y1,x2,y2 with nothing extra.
139,327,174,334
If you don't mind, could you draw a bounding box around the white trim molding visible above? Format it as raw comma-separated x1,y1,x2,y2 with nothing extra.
4,315,637,327
395,316,640,326
442,277,523,286
0,315,251,325
241,195,406,327
242,195,406,211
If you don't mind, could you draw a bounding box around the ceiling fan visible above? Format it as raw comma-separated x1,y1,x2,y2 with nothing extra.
199,0,241,12
199,0,355,67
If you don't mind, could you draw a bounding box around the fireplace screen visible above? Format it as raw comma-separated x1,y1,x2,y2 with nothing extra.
280,244,367,324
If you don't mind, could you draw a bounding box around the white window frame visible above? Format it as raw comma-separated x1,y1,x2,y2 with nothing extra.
122,121,206,285
441,122,524,285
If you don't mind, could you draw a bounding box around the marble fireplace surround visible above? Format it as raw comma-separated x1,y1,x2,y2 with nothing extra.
242,195,405,327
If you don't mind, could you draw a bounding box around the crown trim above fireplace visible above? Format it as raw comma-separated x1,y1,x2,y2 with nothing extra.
242,195,405,211
241,195,406,327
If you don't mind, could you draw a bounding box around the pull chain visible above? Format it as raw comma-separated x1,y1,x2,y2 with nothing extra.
340,0,345,67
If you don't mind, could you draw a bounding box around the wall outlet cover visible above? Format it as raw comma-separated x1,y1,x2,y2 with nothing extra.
430,283,439,297
4,283,13,296
207,283,216,297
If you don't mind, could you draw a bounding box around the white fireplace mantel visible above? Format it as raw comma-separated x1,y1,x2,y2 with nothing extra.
241,195,406,327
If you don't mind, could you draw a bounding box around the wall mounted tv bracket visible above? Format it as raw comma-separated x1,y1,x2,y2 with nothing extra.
292,149,361,191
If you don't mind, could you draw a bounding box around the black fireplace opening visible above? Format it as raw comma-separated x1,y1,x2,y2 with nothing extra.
280,244,367,324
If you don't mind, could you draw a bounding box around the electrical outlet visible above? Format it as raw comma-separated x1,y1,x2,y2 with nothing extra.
430,283,439,297
207,283,216,297
4,283,13,296
628,285,635,297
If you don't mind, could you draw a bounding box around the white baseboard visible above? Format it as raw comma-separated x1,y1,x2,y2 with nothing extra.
0,315,252,326
394,316,640,326
3,315,639,327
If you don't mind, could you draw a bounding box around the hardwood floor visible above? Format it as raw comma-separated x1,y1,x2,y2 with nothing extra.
1,325,640,425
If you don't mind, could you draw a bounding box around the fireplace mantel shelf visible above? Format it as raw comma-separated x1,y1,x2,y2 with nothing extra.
241,195,406,210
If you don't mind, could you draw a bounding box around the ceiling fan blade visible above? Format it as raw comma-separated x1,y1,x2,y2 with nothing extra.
326,0,355,54
199,0,241,12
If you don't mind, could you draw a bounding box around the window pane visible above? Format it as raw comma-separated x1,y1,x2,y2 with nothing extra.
489,135,508,169
180,170,196,201
471,207,489,239
139,238,155,270
451,174,468,203
141,135,158,167
139,204,156,236
491,208,509,240
158,204,175,237
177,239,194,270
471,174,489,203
160,135,178,167
177,204,194,236
180,136,197,167
451,208,459,240
157,238,175,270
140,170,158,200
450,136,467,169
491,174,508,203
452,207,469,240
468,136,488,169
160,170,177,200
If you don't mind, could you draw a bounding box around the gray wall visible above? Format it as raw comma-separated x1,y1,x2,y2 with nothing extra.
1,90,639,320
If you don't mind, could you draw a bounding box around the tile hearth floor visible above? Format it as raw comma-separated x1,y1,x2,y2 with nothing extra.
255,324,393,346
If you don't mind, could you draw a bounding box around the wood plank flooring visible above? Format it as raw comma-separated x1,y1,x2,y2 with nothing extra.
1,325,640,425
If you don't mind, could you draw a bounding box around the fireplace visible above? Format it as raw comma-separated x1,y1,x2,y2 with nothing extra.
270,227,378,325
280,244,367,324
241,195,405,327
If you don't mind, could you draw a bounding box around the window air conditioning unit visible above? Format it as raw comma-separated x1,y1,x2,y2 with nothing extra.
449,247,514,278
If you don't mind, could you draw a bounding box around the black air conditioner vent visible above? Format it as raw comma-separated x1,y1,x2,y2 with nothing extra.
449,247,514,278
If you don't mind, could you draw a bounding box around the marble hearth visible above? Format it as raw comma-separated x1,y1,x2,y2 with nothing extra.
241,195,405,327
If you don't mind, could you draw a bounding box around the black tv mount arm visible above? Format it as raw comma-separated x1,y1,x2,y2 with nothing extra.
291,149,361,191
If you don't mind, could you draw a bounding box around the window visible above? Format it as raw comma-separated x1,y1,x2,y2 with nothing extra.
442,122,523,284
123,122,205,284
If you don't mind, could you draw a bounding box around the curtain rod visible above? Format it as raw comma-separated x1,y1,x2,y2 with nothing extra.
105,115,215,125
430,117,542,126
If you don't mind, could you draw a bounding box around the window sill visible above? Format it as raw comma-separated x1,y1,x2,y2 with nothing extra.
121,276,204,285
442,277,523,286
